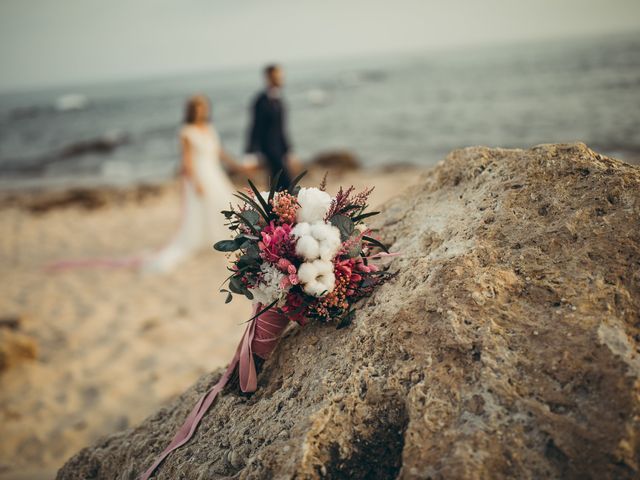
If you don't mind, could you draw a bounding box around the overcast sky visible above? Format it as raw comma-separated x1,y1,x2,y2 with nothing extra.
1,0,639,92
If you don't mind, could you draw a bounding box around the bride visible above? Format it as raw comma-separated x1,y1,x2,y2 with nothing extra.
141,95,241,273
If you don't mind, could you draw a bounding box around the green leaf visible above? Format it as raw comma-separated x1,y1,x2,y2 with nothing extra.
338,204,360,214
214,239,241,252
288,170,307,194
347,239,362,258
229,276,245,294
243,299,278,323
362,235,389,253
269,170,282,202
330,214,355,242
247,179,271,217
352,211,380,223
242,209,261,225
220,289,233,304
233,192,269,223
245,243,261,260
237,253,259,269
337,309,355,329
234,211,259,235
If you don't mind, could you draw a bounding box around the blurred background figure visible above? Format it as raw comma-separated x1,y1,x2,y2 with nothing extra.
246,64,299,189
142,95,241,273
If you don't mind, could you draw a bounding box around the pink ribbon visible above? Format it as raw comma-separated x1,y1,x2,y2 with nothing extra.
139,303,289,480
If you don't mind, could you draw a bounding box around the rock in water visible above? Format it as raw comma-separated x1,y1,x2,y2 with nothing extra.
57,143,640,479
309,150,361,172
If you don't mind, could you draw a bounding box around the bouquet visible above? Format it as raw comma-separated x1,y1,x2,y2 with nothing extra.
215,171,394,328
140,171,395,480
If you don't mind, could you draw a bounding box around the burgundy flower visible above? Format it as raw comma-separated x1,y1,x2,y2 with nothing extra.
281,291,308,325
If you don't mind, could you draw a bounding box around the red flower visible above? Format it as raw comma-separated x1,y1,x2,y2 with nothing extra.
282,291,308,325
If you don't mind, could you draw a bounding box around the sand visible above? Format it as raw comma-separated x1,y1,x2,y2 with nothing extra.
0,166,424,478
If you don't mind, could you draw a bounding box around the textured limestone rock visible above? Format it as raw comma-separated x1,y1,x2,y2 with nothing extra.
57,143,640,479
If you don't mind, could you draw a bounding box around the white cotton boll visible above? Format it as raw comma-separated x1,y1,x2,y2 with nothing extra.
293,221,342,261
318,241,340,261
296,187,332,223
297,261,318,284
295,235,320,260
298,259,336,297
309,222,333,240
311,222,342,261
291,222,311,237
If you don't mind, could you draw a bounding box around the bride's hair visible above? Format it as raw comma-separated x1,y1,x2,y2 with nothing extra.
184,95,210,124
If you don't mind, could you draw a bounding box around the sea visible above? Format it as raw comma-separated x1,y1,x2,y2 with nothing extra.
0,32,639,189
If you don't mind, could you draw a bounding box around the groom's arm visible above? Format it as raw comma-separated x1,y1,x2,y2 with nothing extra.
246,95,265,154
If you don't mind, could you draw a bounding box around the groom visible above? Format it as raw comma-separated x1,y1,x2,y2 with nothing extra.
246,64,297,190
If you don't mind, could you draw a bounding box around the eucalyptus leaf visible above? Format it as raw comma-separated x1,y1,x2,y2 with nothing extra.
229,276,244,294
245,244,261,260
330,214,355,242
243,210,261,226
347,239,362,258
234,212,259,235
214,239,240,252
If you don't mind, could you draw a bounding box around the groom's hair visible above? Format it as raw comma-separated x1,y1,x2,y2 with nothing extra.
264,64,279,76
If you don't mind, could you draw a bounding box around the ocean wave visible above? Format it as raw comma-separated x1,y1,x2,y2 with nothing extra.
8,94,89,120
55,94,88,112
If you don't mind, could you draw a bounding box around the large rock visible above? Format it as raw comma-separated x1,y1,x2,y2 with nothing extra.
57,143,640,479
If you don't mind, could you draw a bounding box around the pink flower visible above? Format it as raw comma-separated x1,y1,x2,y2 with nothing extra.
277,258,296,273
259,222,295,263
275,257,299,287
279,276,292,289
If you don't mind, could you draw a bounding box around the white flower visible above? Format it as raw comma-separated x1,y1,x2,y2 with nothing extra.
297,259,336,297
250,262,289,306
292,221,341,261
296,187,332,223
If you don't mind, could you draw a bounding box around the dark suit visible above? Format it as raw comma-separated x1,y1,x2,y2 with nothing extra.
246,90,292,189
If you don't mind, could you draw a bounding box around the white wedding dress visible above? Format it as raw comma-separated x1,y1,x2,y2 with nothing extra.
142,124,235,273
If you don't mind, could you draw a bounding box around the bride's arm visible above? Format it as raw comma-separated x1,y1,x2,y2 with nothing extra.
181,135,204,195
219,148,249,174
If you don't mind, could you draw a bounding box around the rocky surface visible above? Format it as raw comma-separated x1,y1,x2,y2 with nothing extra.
309,150,361,172
57,143,640,479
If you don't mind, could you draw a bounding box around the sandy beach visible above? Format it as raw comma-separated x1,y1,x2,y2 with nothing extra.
0,166,424,479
